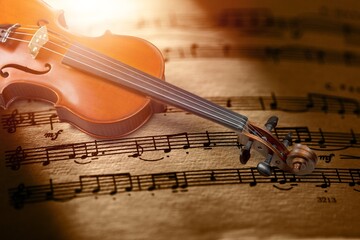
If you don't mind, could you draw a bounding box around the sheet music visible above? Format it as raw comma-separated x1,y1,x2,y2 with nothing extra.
1,0,360,239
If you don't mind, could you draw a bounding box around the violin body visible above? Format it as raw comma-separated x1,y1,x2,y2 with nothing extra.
0,0,166,138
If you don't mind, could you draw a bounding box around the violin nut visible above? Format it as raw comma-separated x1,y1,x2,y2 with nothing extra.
286,144,317,175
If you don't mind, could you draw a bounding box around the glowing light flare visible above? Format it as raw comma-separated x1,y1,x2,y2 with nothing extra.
45,0,141,34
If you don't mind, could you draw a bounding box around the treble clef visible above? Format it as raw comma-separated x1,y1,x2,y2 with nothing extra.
10,183,31,209
5,109,23,133
8,146,27,170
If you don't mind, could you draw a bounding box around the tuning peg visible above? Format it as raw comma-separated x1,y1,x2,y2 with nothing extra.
239,140,252,164
257,154,273,176
253,116,279,175
283,132,292,147
265,116,278,131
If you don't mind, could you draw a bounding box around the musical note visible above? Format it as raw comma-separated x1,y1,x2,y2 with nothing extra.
92,177,101,193
319,95,329,113
163,132,191,153
8,167,360,208
318,128,326,148
316,173,331,189
249,168,257,187
183,133,190,149
2,93,360,133
77,141,103,160
147,173,179,191
157,43,360,65
80,144,89,160
122,173,134,192
4,127,360,170
203,131,212,149
1,109,60,132
147,175,157,191
180,172,188,189
89,8,360,48
46,179,54,200
210,171,216,181
109,176,118,195
107,173,134,194
49,113,57,130
265,47,281,62
27,112,36,125
237,169,243,183
350,129,357,145
270,92,278,109
348,169,360,187
68,144,78,159
279,127,312,143
44,144,78,166
164,137,172,154
68,145,76,159
91,140,100,158
75,176,88,193
169,174,179,190
270,170,279,183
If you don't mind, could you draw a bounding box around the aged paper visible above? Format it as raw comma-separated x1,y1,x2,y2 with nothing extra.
1,0,360,239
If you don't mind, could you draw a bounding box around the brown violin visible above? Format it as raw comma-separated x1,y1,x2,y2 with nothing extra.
0,0,317,176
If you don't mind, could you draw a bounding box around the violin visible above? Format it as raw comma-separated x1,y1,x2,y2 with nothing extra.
0,0,317,176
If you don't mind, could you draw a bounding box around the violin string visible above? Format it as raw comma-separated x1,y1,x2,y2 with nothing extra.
6,28,268,141
3,45,268,154
7,36,249,132
8,29,253,133
12,27,249,131
7,30,268,143
7,30,268,142
11,26,253,131
12,26,252,124
2,28,285,160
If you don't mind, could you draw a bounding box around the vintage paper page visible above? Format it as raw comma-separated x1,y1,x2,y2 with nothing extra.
1,0,360,239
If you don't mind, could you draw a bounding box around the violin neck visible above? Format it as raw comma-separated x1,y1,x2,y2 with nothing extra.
62,43,248,132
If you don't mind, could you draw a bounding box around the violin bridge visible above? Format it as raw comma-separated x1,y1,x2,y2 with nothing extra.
28,25,49,59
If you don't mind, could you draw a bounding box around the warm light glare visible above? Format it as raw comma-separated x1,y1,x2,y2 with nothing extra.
45,0,140,34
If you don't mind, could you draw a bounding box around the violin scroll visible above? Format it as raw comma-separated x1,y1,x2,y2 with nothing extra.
238,116,317,176
286,143,317,175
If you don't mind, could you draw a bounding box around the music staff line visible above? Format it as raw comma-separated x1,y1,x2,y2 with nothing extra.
161,44,360,66
5,127,360,170
8,167,360,209
221,9,360,47
2,92,359,133
133,8,360,46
